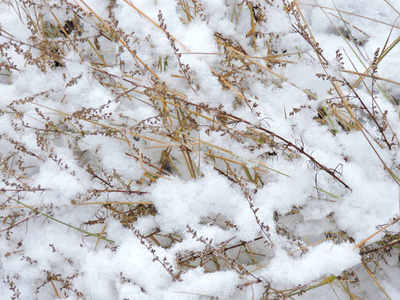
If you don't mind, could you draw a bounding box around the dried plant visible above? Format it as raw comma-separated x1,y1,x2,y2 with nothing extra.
1,0,399,299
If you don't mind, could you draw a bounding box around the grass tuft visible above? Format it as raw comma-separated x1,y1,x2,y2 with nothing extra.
1,0,400,298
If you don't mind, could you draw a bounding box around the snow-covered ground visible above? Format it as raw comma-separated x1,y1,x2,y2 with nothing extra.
0,0,400,299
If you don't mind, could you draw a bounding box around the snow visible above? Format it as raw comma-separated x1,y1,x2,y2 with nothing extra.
1,0,400,299
259,242,360,286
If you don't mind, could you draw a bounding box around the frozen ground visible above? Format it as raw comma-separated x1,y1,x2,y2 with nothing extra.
0,0,400,299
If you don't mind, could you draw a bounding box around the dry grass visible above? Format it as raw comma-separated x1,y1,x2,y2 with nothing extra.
0,0,400,299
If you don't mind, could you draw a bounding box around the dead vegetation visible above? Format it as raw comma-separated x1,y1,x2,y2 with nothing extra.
0,0,399,299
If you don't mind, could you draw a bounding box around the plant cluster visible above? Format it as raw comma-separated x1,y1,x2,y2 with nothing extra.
0,0,399,299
